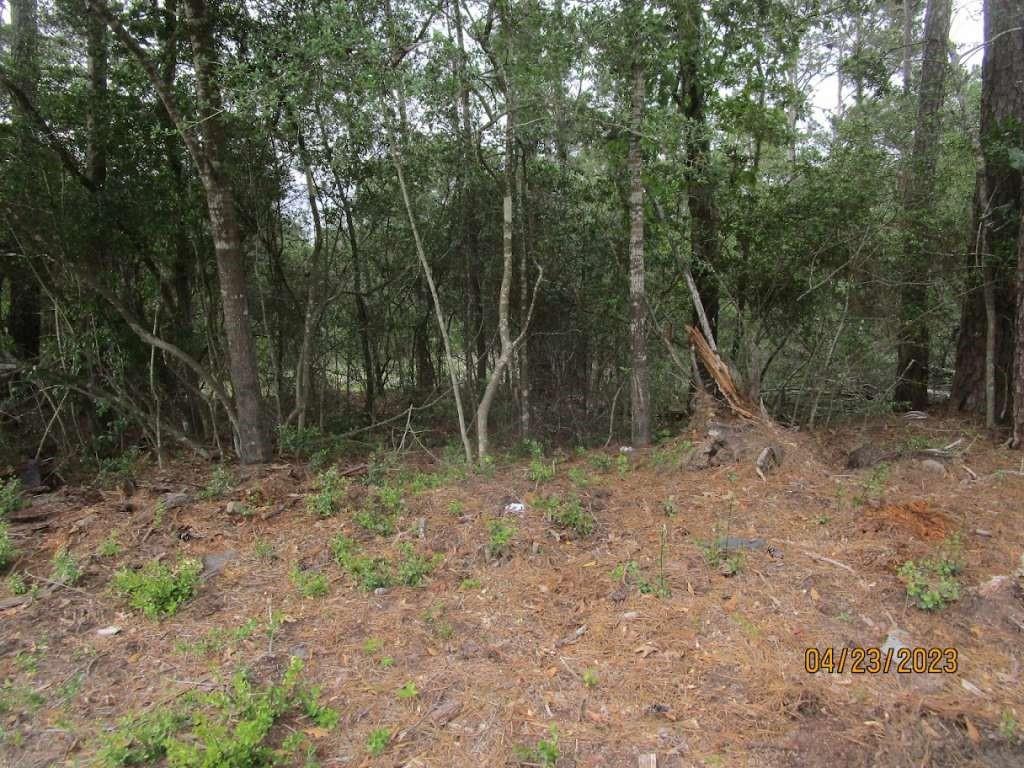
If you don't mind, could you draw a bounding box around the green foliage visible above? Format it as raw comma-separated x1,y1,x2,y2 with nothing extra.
0,522,15,570
697,537,745,577
526,441,556,483
51,548,81,585
447,500,465,516
330,534,439,590
111,559,203,619
290,567,329,599
459,577,482,590
567,467,590,487
615,454,631,477
278,424,326,459
174,619,260,657
252,538,275,561
200,466,234,501
853,463,890,506
353,485,402,535
95,449,144,487
515,725,560,767
588,453,614,472
898,537,963,611
366,727,390,757
396,681,418,700
536,494,595,537
95,657,336,767
0,479,24,517
362,637,383,654
6,572,29,595
422,604,454,640
582,669,598,688
98,534,122,557
395,543,442,587
307,468,348,518
486,519,517,558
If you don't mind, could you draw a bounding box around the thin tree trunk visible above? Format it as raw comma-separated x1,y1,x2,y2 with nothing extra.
291,127,322,430
895,0,951,410
628,59,650,447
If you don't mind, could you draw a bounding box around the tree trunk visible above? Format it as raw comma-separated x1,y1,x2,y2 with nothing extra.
1013,195,1024,444
7,0,42,361
895,0,951,410
182,0,270,461
628,60,650,448
950,0,1023,421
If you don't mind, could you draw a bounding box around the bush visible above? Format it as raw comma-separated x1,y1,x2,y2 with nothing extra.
289,567,329,598
536,494,595,537
200,466,234,500
0,479,24,518
487,519,517,558
395,543,442,587
96,657,337,768
51,548,81,585
111,559,203,619
307,468,348,518
0,522,15,570
898,536,963,611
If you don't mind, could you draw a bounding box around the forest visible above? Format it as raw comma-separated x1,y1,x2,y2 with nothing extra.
1,0,1023,766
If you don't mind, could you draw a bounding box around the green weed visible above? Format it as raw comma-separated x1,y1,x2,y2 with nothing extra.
0,479,24,517
111,558,202,619
307,467,348,518
290,567,329,599
536,494,595,537
487,519,517,559
200,465,234,500
366,727,390,757
51,548,81,585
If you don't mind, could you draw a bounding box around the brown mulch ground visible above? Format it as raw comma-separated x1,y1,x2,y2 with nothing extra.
2,414,1023,767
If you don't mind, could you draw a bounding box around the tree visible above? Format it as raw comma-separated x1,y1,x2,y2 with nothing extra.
951,0,1023,423
894,0,952,409
628,51,650,447
91,0,272,462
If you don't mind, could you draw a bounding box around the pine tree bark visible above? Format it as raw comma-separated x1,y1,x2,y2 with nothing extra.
950,0,1023,420
628,60,651,447
895,0,951,409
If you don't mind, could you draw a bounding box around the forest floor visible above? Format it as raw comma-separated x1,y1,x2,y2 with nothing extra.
2,413,1024,768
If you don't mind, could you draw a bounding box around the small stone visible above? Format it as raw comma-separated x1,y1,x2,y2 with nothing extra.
919,459,947,475
96,626,121,636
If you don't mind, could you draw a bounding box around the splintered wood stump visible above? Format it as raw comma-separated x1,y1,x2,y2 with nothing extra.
638,754,658,768
686,325,760,421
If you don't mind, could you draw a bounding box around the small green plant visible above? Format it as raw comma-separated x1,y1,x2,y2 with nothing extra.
362,637,383,654
14,649,40,674
253,538,275,561
378,656,395,668
854,462,890,505
51,548,81,585
175,619,261,657
460,577,482,590
661,498,678,518
999,709,1019,741
366,727,390,757
487,519,517,558
697,537,744,577
330,534,394,591
353,485,401,535
95,657,336,768
307,467,348,518
200,465,234,500
447,499,465,516
152,500,167,530
898,534,964,611
290,566,329,599
815,513,831,526
396,681,419,700
0,522,15,570
566,467,590,487
111,558,203,619
98,534,122,557
515,724,560,767
422,604,454,640
396,543,442,587
536,494,595,537
615,453,631,476
0,478,24,517
476,454,497,478
588,453,613,472
527,452,556,483
6,572,28,595
582,669,599,688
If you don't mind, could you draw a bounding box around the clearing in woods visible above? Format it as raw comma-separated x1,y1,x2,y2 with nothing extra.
1,415,1023,767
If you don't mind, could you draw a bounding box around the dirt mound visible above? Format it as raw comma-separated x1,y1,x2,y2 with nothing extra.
860,500,953,541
